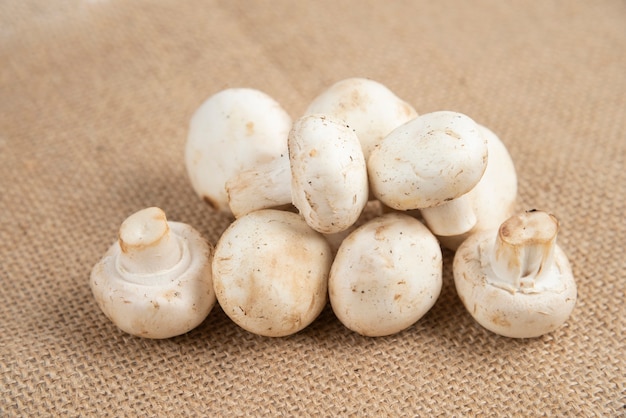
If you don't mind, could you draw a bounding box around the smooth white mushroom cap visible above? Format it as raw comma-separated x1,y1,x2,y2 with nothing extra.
289,114,369,234
185,88,292,213
90,207,216,339
453,210,577,338
368,111,488,210
212,209,332,337
329,213,442,337
305,77,418,160
437,125,518,250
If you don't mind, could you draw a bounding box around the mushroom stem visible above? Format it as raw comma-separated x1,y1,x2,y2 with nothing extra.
489,210,559,292
420,194,477,236
117,207,182,274
226,154,292,218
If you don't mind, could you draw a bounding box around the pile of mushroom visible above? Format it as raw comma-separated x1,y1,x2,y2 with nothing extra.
91,77,576,340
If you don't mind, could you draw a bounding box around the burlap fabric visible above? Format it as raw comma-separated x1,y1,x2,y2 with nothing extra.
1,1,624,416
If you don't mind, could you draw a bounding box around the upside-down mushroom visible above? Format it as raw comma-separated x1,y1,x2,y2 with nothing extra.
90,207,216,339
453,210,577,338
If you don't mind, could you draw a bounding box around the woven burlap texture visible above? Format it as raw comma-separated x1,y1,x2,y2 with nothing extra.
1,0,624,416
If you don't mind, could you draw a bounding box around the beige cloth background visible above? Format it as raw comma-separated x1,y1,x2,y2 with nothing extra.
1,0,624,415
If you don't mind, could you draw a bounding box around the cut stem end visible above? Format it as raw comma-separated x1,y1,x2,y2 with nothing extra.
118,207,182,274
490,210,559,290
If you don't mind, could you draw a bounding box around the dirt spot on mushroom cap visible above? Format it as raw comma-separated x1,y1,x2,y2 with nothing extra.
374,225,389,241
444,129,461,140
246,121,254,136
163,289,181,302
349,89,370,112
490,312,511,328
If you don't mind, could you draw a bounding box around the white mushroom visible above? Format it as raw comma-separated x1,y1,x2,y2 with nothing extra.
90,207,216,339
289,114,369,234
368,111,488,238
185,88,292,214
437,125,518,250
212,209,332,337
328,213,442,337
453,210,577,338
305,77,418,160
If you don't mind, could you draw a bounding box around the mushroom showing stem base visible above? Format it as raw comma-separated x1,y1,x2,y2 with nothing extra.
90,207,216,339
453,210,577,338
368,111,488,212
436,125,517,251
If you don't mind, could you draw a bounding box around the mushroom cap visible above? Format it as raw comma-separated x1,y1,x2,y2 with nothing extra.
185,88,292,213
437,125,518,250
328,213,442,337
368,111,488,210
453,223,577,338
289,114,369,234
305,77,418,160
90,210,216,339
212,209,332,337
